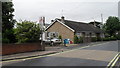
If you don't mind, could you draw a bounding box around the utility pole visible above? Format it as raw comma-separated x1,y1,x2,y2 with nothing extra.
101,14,103,29
0,1,2,33
118,1,120,19
92,17,96,27
39,16,45,51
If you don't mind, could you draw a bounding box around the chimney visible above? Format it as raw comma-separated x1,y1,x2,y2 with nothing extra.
61,16,65,23
94,20,96,27
51,20,54,23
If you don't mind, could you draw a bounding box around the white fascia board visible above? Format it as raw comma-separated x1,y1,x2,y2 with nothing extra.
45,20,57,31
57,20,75,32
45,19,75,32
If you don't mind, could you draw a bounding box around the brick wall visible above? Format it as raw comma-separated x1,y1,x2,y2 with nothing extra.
47,22,74,42
1,43,45,55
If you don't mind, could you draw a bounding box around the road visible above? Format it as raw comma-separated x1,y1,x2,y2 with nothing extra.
2,41,120,68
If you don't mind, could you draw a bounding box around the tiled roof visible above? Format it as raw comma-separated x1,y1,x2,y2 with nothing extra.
58,19,104,33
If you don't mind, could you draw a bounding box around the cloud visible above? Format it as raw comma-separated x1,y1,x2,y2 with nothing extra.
13,0,118,23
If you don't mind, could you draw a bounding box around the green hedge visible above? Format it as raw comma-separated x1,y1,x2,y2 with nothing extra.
2,38,9,43
74,35,118,43
74,35,79,44
116,33,120,40
74,35,83,44
102,36,117,41
91,37,97,42
109,36,117,40
78,37,83,43
102,37,110,41
97,37,102,41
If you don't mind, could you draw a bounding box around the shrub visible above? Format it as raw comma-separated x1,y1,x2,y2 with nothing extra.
78,37,83,43
97,37,102,41
117,35,120,40
91,37,97,42
2,38,9,43
102,37,110,41
102,36,117,41
110,36,117,40
74,35,79,44
58,35,62,44
58,35,62,40
116,32,120,40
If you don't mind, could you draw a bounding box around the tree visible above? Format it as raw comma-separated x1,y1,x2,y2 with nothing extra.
2,2,16,43
104,16,120,37
15,20,40,43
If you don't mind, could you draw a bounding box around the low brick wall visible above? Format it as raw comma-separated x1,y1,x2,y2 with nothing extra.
2,43,45,55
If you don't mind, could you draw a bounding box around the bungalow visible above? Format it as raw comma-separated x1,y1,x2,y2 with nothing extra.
45,16,104,43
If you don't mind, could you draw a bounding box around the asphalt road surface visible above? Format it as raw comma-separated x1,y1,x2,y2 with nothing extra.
2,41,119,68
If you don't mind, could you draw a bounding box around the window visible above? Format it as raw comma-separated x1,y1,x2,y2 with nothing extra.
76,33,80,38
49,32,59,38
47,32,49,37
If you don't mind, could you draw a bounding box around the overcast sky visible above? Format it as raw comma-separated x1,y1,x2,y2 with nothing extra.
13,0,119,24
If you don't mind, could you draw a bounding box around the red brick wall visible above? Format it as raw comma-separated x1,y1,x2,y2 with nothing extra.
1,43,45,55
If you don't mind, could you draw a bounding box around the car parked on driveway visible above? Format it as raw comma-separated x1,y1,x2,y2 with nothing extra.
43,38,62,46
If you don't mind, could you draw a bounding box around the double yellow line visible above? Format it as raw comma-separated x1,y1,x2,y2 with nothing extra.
106,52,120,68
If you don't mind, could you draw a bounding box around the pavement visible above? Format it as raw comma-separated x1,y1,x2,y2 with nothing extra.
2,41,106,61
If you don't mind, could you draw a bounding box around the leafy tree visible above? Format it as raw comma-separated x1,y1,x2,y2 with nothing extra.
2,2,16,43
104,16,120,37
15,20,40,43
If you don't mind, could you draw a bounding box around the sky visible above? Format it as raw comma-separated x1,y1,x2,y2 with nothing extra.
13,0,120,24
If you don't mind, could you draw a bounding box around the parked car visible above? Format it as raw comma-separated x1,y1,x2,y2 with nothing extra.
43,38,62,46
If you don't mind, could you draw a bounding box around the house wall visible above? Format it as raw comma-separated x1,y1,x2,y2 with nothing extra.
76,32,104,43
47,22,74,42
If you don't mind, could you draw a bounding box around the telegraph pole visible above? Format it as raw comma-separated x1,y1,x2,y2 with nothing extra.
101,14,103,29
118,1,120,19
39,16,45,51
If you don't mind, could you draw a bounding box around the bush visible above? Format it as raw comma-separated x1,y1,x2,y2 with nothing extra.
58,35,62,40
2,38,9,43
96,37,102,41
102,36,118,41
74,35,79,44
102,37,110,41
117,35,120,40
58,35,62,44
91,37,97,42
78,37,83,43
116,32,120,40
110,36,117,40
